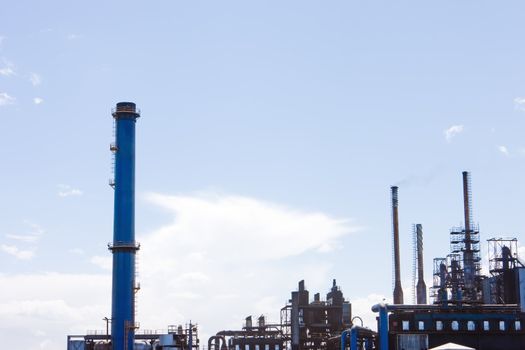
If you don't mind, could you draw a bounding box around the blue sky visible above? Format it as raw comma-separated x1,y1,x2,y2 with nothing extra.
1,1,525,349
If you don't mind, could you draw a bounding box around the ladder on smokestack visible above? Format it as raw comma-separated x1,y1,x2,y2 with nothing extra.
109,119,117,189
134,252,141,327
412,224,417,304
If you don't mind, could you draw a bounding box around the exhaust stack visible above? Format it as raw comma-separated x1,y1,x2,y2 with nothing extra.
462,171,477,300
391,186,404,304
110,102,141,350
415,224,427,304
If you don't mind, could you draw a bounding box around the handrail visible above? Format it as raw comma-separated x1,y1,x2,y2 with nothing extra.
111,107,141,116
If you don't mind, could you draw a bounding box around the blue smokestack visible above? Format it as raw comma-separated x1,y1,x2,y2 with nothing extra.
110,102,140,350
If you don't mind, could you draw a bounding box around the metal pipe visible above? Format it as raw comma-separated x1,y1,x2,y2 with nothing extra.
462,171,472,248
340,329,350,350
110,102,141,350
350,329,357,350
208,336,226,350
415,224,427,304
341,326,374,350
462,171,475,294
391,186,403,304
188,322,193,350
371,303,389,350
350,325,374,350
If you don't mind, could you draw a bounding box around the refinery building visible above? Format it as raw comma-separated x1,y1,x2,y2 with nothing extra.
67,102,525,350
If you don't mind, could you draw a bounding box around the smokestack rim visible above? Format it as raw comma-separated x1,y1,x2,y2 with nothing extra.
391,186,399,207
113,101,141,118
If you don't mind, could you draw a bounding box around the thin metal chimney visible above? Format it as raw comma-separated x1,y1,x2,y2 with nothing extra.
415,224,427,304
462,171,476,299
109,102,141,350
391,186,404,304
463,171,473,251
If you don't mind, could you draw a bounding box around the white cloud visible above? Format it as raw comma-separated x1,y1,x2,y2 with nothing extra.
0,60,15,76
34,329,47,337
518,246,525,264
135,192,357,335
177,272,210,283
57,184,83,197
67,34,80,40
0,273,109,349
514,97,525,111
0,192,359,349
5,234,39,243
143,192,355,262
1,244,34,260
497,145,510,156
350,293,389,329
4,222,44,246
444,124,464,142
29,72,41,86
0,92,15,106
90,256,111,271
33,97,44,105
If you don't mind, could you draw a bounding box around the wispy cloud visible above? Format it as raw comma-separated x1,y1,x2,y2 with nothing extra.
497,145,510,156
444,124,464,142
90,256,111,270
514,97,525,111
0,60,15,76
5,222,44,244
29,73,41,86
1,244,34,260
33,97,44,105
5,234,39,243
67,34,80,40
0,92,15,106
57,184,83,197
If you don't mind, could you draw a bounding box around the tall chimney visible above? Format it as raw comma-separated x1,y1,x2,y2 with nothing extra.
462,171,475,298
415,224,427,304
462,171,472,251
110,102,141,350
391,186,404,304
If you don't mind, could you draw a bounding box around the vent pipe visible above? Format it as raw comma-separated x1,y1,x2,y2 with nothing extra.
109,102,141,350
415,224,427,304
391,186,404,304
462,171,475,296
463,171,473,251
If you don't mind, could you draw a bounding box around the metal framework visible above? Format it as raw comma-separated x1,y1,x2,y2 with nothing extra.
488,238,523,275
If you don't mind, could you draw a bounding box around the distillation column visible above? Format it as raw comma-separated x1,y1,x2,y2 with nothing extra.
110,102,141,350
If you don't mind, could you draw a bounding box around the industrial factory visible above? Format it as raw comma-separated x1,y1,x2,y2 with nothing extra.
67,102,525,350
